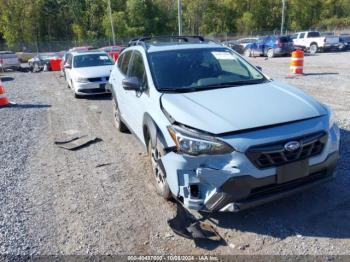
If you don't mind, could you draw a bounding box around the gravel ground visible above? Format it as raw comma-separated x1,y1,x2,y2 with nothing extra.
0,51,349,256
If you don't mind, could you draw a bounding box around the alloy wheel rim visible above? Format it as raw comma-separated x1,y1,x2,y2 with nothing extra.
310,45,317,53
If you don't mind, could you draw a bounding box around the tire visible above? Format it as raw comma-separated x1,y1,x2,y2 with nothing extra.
71,82,81,98
309,43,318,54
244,48,252,57
74,93,82,99
267,49,274,58
147,140,172,200
33,63,40,73
112,96,128,132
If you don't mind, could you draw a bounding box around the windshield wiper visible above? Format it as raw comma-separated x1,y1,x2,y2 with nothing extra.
160,79,269,93
199,79,268,89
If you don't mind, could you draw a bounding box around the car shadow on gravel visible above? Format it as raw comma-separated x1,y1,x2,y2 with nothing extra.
303,72,339,76
0,103,51,109
0,77,14,82
206,127,350,242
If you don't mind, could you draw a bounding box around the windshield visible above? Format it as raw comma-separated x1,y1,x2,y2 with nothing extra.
73,54,114,68
148,48,266,92
40,54,55,60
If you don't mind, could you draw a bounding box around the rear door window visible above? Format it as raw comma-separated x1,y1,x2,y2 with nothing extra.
117,53,124,69
120,51,132,75
66,54,72,66
128,52,147,89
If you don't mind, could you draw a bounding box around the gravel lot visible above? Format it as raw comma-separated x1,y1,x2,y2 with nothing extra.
0,51,349,256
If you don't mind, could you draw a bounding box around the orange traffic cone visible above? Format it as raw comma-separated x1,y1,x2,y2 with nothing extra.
0,83,10,107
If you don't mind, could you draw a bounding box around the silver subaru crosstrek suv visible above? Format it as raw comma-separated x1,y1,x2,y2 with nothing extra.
109,36,340,212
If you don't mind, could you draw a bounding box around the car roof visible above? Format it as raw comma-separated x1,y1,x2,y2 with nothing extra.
146,42,223,53
125,35,223,53
71,50,108,56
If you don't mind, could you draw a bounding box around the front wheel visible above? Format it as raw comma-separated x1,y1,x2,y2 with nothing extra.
267,49,275,58
244,48,252,57
148,141,171,200
33,63,40,73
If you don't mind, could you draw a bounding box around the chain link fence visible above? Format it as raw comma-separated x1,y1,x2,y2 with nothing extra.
1,27,349,57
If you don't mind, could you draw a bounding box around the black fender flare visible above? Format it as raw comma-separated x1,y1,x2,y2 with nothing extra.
110,83,117,101
143,113,168,151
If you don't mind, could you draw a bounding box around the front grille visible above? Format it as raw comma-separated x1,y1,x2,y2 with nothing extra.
88,77,102,82
246,170,329,202
246,131,327,169
88,76,109,82
79,88,106,94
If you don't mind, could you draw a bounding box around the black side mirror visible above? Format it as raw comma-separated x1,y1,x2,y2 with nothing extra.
122,77,141,91
256,65,262,71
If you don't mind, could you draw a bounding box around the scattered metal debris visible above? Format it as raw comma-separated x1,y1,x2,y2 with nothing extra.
238,244,250,250
55,133,102,150
96,162,112,168
54,134,85,145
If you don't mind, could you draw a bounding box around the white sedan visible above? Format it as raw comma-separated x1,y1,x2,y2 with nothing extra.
63,51,114,98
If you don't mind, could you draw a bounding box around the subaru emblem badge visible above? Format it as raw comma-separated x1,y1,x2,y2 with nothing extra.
284,141,301,152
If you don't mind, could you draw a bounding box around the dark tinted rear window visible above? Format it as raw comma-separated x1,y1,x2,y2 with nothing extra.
307,32,321,38
279,36,292,43
120,51,132,75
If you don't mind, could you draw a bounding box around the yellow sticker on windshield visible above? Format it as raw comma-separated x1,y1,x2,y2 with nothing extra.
211,52,236,60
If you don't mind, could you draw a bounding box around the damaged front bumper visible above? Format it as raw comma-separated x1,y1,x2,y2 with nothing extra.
161,120,340,212
204,151,338,212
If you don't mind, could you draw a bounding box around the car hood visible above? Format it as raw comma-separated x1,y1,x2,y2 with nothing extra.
161,81,327,134
73,65,113,78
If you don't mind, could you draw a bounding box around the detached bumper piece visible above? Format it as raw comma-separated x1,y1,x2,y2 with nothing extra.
205,151,339,212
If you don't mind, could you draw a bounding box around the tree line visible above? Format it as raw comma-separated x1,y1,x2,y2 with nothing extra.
0,0,350,48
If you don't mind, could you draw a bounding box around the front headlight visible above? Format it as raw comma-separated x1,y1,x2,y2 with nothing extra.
167,125,235,156
76,77,89,83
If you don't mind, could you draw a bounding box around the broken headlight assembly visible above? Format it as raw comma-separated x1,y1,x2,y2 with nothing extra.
167,125,235,156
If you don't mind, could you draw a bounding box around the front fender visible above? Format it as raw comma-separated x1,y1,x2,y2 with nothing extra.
143,113,168,150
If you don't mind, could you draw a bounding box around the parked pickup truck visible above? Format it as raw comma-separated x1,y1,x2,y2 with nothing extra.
292,31,339,54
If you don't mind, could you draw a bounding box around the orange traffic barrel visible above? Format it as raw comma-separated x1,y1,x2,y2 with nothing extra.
0,83,10,107
290,50,304,75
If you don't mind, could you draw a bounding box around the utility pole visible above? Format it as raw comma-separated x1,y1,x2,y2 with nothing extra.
108,0,116,45
281,0,286,35
178,0,182,36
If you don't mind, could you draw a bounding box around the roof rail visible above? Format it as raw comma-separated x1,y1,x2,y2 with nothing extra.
128,35,206,48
